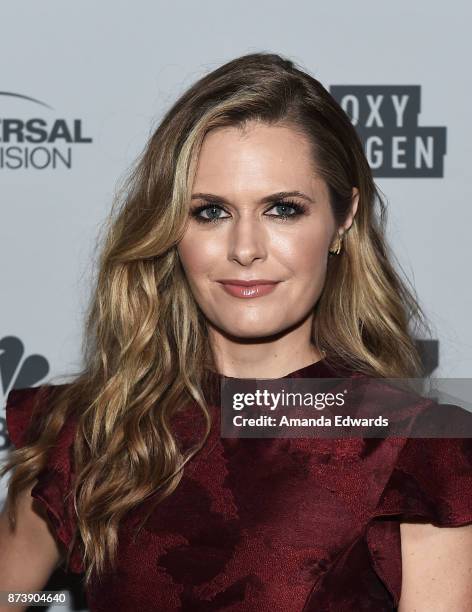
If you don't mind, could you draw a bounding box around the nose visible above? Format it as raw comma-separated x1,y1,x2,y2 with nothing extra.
227,215,268,266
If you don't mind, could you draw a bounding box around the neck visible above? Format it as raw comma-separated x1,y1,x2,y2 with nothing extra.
207,321,324,379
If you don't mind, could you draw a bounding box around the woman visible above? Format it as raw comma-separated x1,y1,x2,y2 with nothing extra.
1,52,471,611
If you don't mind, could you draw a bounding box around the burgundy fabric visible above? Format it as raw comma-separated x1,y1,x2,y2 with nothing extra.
5,359,472,611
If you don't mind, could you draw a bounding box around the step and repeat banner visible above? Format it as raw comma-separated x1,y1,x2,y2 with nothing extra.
1,1,470,610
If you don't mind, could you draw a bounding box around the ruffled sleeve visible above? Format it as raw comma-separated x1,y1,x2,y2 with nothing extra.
365,433,472,607
5,385,85,574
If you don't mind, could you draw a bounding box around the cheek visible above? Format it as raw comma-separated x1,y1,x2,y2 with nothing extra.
276,224,330,277
177,231,221,278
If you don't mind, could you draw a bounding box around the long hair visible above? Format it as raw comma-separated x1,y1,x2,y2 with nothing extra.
1,51,432,585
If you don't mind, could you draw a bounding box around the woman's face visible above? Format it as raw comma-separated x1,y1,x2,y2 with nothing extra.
177,121,357,341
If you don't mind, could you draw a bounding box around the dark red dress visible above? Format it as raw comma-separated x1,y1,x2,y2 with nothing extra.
5,358,472,611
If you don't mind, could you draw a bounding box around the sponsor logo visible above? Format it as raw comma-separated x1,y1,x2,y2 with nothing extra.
0,335,49,450
330,85,446,177
0,91,92,170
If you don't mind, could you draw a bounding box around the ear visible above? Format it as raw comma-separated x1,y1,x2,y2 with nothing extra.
341,187,359,234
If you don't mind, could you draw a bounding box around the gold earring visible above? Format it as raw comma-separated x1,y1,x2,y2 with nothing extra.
329,233,344,255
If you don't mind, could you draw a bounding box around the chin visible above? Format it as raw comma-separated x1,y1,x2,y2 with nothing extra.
215,319,288,340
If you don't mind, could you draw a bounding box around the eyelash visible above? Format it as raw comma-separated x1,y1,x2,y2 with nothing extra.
190,200,308,224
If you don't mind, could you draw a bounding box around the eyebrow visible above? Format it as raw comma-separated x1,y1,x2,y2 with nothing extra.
191,190,315,204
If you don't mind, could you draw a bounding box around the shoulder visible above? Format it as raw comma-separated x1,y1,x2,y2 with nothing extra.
362,375,472,522
4,383,84,573
5,383,73,450
383,434,472,526
355,375,472,525
363,399,472,607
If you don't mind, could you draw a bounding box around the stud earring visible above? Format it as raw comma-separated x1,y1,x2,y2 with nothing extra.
329,232,344,255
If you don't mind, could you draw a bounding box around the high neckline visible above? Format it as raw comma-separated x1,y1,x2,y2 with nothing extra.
201,355,357,408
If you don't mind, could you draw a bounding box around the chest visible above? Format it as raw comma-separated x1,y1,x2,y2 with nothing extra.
85,437,398,611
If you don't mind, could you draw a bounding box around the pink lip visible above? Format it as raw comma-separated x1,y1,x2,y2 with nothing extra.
217,280,280,299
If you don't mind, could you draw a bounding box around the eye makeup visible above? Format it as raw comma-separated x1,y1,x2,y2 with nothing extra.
189,200,309,224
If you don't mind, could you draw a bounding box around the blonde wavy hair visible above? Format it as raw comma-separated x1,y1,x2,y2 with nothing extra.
1,52,432,585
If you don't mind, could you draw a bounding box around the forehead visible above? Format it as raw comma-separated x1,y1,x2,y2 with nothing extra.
192,123,318,193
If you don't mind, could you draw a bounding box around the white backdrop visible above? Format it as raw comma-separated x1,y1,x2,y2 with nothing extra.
1,1,471,609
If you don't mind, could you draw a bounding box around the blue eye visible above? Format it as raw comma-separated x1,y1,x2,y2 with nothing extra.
190,200,308,224
268,203,304,218
191,205,230,223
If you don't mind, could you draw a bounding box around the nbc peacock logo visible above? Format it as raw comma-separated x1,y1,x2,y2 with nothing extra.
0,335,50,450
